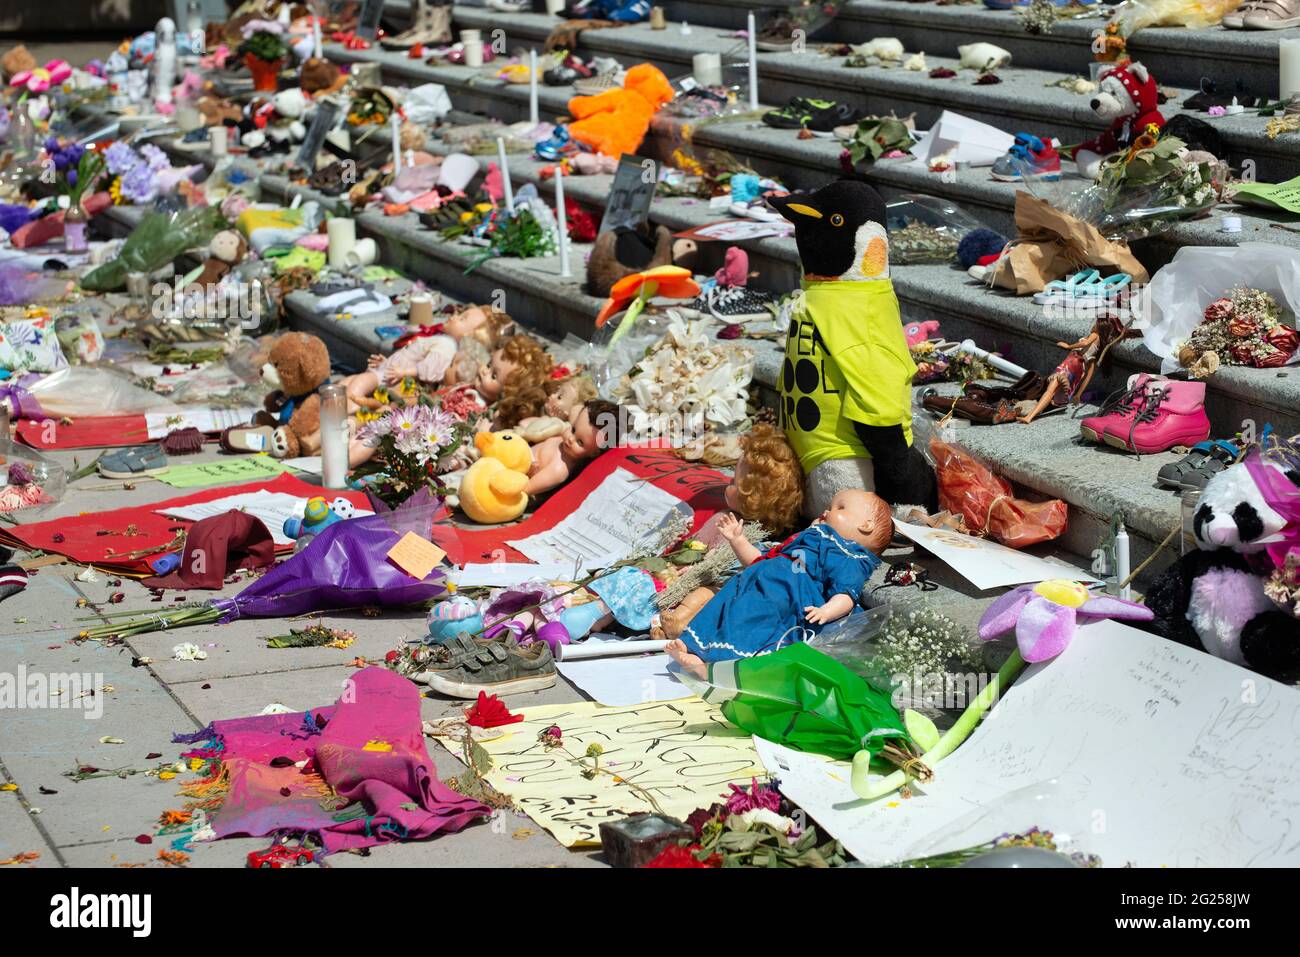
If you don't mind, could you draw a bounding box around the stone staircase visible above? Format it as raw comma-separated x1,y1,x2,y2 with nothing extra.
90,1,1300,623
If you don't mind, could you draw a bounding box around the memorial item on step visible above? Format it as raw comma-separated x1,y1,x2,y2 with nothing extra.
1143,439,1300,682
1072,61,1166,180
989,191,1147,295
1177,287,1300,374
221,333,331,459
1017,315,1142,424
767,181,935,514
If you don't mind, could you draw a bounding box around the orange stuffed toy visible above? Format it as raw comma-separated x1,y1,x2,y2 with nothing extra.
567,64,674,158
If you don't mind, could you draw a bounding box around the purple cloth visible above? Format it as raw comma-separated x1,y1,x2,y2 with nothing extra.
178,667,489,854
212,502,449,621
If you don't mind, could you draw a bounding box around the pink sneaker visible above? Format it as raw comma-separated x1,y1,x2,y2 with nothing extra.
1101,379,1210,454
1079,373,1157,444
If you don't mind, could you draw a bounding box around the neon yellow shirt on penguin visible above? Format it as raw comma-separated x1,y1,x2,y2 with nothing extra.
779,279,916,472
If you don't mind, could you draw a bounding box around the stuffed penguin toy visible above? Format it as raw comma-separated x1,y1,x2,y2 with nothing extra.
1143,447,1300,681
767,180,936,516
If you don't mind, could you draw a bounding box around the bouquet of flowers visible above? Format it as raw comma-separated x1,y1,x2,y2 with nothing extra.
1176,286,1299,377
1065,133,1223,241
612,314,754,432
352,402,470,508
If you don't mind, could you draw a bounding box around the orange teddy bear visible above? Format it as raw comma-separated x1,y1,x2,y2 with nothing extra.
566,64,674,158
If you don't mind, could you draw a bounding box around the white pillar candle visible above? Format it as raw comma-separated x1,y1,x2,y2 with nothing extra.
529,49,539,126
1281,38,1300,100
496,137,514,211
747,11,759,111
555,166,571,278
209,124,228,156
154,17,177,105
692,52,722,88
327,217,356,269
391,113,402,173
462,29,483,68
545,0,564,13
1114,525,1131,600
313,16,324,59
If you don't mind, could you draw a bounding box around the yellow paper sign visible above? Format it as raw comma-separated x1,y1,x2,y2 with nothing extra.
435,698,765,847
386,532,446,580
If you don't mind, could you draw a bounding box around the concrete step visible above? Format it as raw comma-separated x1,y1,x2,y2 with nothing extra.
323,38,1300,272
437,6,1300,184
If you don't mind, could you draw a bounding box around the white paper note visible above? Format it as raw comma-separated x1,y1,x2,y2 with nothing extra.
144,406,261,438
757,619,1300,867
555,637,686,706
507,467,690,571
892,520,1100,590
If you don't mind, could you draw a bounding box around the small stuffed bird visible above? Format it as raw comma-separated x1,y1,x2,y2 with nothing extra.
767,180,890,282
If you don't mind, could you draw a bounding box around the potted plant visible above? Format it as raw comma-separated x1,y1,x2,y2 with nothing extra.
239,30,288,92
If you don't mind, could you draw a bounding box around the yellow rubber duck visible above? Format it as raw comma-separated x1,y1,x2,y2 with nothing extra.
459,430,532,524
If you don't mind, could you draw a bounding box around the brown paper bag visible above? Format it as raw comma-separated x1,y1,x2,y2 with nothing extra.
991,191,1149,295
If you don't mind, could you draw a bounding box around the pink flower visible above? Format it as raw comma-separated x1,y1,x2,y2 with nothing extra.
978,579,1153,662
10,60,72,93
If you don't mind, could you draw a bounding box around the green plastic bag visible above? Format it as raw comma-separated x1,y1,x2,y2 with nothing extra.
81,206,225,292
684,643,912,762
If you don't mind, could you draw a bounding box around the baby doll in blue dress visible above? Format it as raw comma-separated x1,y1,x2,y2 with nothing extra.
664,488,892,679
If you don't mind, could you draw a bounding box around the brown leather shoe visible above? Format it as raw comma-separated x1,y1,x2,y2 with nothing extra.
921,371,1047,424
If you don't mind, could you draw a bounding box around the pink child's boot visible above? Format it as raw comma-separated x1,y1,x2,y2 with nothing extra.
1102,379,1211,454
1079,373,1156,444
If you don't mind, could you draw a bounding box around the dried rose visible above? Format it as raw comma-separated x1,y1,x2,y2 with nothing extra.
1253,346,1291,368
930,67,957,78
1265,325,1299,356
1204,298,1233,323
1228,317,1258,338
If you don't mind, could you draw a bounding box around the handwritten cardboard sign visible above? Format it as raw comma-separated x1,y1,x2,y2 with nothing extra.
435,698,764,847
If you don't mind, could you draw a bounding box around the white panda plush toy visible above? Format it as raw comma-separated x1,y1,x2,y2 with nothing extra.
1144,449,1300,680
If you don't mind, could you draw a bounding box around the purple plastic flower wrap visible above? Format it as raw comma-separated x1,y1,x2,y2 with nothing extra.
211,496,451,622
0,204,39,236
0,263,65,306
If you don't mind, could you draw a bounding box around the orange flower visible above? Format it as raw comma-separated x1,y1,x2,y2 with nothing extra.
595,265,700,328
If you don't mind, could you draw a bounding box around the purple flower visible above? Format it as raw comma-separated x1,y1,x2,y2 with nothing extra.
139,143,170,173
120,162,157,204
104,141,140,177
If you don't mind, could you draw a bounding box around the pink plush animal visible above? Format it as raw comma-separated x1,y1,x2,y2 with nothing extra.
903,319,941,347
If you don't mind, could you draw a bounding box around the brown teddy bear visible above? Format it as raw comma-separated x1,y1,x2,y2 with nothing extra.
222,332,331,458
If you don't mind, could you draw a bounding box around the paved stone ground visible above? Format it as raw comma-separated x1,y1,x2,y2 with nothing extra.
0,445,604,869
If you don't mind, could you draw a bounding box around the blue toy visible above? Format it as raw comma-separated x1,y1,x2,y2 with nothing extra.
283,496,355,540
426,594,484,644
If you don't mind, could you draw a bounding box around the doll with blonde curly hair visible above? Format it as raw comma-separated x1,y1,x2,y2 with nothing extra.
479,333,556,428
725,423,805,536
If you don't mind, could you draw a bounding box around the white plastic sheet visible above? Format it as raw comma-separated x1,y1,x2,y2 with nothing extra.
1137,244,1300,372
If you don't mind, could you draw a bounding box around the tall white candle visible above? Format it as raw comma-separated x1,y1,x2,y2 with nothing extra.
1115,525,1131,600
747,11,759,111
555,166,571,278
496,137,514,211
209,124,228,157
1281,38,1300,100
312,16,323,59
462,29,483,68
391,114,402,174
529,49,539,126
327,217,356,269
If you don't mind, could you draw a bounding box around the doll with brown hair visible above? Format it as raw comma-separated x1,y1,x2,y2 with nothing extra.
664,488,891,678
482,333,555,428
1017,313,1140,424
525,398,622,497
516,372,598,443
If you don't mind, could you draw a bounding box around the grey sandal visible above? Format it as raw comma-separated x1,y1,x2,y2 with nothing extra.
1155,440,1238,491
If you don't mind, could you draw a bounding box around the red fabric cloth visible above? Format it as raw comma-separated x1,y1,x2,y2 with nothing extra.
0,474,369,575
141,510,276,590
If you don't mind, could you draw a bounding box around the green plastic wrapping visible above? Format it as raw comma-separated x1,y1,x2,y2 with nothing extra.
683,642,911,762
81,206,225,292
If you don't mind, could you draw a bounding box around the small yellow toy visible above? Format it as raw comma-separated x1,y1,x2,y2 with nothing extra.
458,430,532,524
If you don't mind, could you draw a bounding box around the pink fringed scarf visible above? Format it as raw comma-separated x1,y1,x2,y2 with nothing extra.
176,667,489,855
